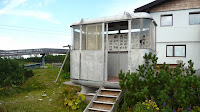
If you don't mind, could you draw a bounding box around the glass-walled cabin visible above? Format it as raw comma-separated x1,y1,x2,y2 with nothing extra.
70,12,156,88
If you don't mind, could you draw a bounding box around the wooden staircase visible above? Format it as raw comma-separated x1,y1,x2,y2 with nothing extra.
84,87,122,112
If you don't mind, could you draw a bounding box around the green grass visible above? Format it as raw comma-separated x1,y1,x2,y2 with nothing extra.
0,64,83,112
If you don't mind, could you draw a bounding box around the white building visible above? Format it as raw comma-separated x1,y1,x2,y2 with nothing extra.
134,0,200,73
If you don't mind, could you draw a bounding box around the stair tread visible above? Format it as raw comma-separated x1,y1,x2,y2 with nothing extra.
93,100,115,105
88,108,110,112
97,94,118,98
101,91,120,96
96,96,116,103
101,88,122,92
91,103,112,111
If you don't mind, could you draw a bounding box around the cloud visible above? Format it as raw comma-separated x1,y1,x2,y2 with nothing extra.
0,0,60,24
3,0,9,4
0,0,26,14
44,0,56,6
8,10,60,24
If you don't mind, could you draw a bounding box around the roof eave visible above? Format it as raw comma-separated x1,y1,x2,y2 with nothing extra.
134,0,170,12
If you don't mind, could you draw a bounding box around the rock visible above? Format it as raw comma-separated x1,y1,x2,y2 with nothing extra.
49,99,52,101
25,96,28,98
38,99,43,101
42,94,47,97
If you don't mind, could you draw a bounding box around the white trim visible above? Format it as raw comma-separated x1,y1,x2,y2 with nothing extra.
71,12,152,26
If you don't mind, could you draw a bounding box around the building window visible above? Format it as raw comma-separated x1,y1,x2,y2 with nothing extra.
161,15,173,26
166,45,186,57
189,12,200,25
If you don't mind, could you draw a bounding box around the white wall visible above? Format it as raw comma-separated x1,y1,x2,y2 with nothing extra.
150,8,200,70
156,42,200,69
151,8,200,42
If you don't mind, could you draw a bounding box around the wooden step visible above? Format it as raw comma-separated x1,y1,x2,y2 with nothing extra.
101,91,120,96
88,107,110,112
97,94,118,98
101,88,122,92
96,96,116,103
93,100,115,105
91,103,112,111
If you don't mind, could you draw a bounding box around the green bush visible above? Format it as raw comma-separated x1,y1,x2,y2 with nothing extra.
63,52,70,73
0,58,34,87
118,52,200,111
62,72,70,79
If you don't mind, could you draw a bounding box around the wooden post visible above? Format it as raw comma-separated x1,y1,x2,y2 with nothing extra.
55,45,71,83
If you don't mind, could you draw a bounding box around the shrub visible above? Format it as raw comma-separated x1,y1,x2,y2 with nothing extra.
63,52,70,73
0,58,34,87
118,52,200,111
62,72,70,79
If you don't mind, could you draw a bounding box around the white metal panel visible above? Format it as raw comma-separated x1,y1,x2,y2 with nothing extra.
108,52,128,77
108,52,119,77
71,12,152,26
80,50,104,81
129,49,153,73
70,51,80,79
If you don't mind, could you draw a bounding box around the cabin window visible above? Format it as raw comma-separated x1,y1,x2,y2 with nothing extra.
161,15,173,26
189,12,200,25
131,19,151,49
166,45,186,57
82,24,102,50
73,25,80,50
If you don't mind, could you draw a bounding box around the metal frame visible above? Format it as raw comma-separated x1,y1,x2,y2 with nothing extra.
160,14,173,27
189,12,200,25
166,45,186,57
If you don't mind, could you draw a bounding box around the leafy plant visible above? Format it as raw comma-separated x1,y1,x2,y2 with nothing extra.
133,100,159,112
64,94,86,110
118,52,200,111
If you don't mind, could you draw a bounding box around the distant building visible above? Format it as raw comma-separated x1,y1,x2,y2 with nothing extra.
135,0,200,72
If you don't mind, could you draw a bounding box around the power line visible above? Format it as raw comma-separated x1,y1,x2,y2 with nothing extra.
0,24,66,33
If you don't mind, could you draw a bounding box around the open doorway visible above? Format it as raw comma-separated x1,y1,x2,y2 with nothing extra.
107,21,129,82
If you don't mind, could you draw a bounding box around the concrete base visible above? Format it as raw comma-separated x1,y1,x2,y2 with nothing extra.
63,81,98,102
71,79,120,89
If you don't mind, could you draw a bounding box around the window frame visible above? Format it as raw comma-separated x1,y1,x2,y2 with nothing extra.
166,45,186,57
189,12,200,25
160,14,173,27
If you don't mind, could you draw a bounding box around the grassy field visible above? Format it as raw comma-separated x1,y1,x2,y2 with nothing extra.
0,64,84,112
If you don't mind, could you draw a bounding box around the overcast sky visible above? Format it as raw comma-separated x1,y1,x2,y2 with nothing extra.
0,0,154,50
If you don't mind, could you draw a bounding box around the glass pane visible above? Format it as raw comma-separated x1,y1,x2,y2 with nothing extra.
86,24,102,50
190,13,200,25
175,46,185,56
161,15,172,26
73,26,80,50
82,25,86,50
167,46,173,56
131,19,151,49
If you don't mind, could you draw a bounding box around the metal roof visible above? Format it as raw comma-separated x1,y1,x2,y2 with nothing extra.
134,0,170,12
70,12,152,26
